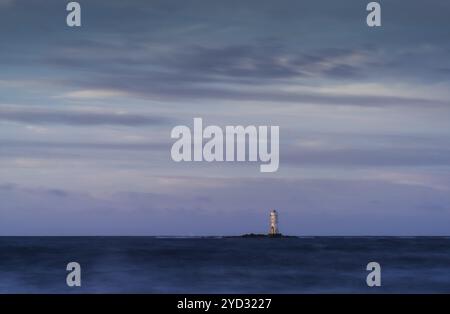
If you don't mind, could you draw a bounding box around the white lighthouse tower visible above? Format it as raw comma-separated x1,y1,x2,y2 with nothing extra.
269,209,279,236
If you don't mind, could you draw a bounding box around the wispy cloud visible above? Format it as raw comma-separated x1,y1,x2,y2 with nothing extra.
56,89,130,100
0,106,171,126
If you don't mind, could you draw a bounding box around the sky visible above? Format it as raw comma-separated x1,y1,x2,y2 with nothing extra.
0,0,450,235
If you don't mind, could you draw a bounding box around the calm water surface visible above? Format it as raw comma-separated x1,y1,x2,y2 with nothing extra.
0,237,449,293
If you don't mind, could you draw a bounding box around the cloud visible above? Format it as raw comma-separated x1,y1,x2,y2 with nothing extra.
283,146,450,167
154,45,368,80
0,139,169,151
40,43,371,86
57,89,130,100
1,2,449,107
31,41,448,107
0,0,14,7
0,106,171,126
1,0,450,236
1,178,450,235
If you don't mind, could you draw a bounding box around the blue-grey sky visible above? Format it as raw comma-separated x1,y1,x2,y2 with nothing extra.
1,0,450,235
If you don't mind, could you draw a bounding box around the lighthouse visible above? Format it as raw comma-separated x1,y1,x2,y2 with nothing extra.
269,210,279,236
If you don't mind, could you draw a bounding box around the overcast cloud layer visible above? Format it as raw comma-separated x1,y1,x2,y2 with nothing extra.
0,0,449,235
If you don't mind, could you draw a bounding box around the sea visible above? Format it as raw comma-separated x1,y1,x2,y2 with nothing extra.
0,236,449,293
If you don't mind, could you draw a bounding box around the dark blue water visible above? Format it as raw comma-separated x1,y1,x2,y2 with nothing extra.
0,237,449,293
